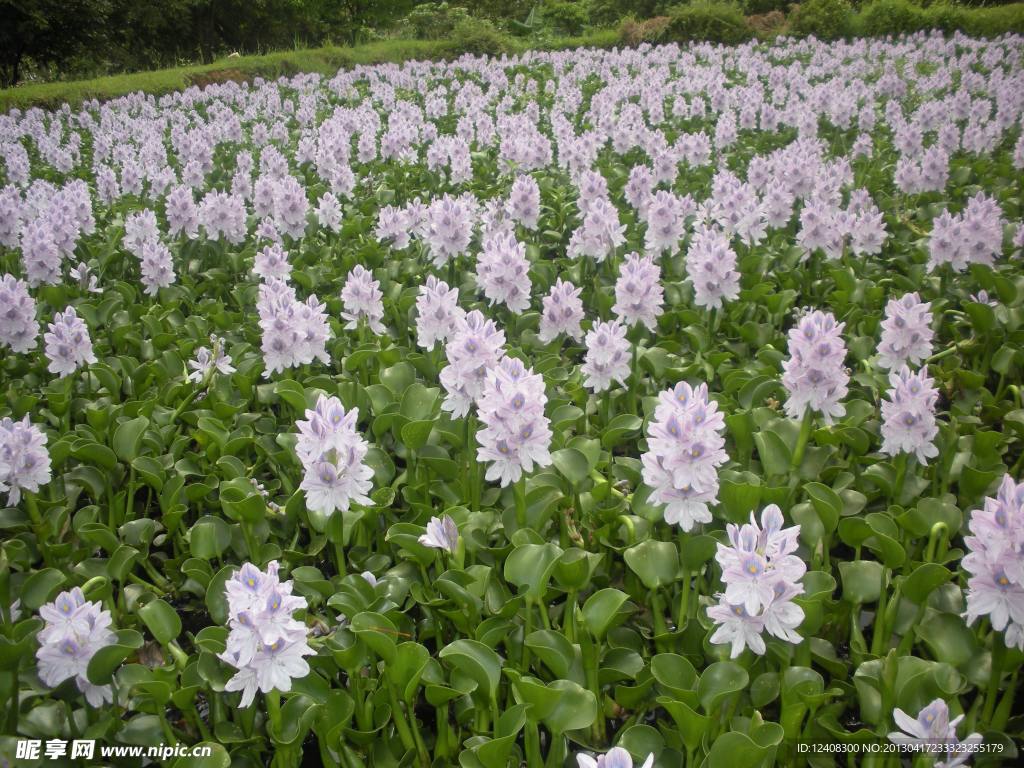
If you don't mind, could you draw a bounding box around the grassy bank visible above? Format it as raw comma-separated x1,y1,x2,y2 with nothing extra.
0,32,619,112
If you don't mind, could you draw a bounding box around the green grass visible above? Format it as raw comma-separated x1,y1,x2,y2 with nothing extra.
0,32,620,111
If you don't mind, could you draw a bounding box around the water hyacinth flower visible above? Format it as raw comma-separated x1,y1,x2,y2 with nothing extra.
963,475,1024,650
419,515,459,554
877,293,934,370
538,278,584,343
641,382,728,531
476,357,552,487
880,366,939,464
507,175,540,230
612,252,663,331
340,265,386,334
69,262,101,293
888,699,982,767
567,197,626,263
35,588,116,706
577,747,654,768
44,306,97,378
0,273,39,353
257,279,331,376
188,337,235,384
295,395,374,516
782,310,849,424
425,194,476,267
415,275,465,351
439,310,506,418
315,192,342,233
475,230,532,313
581,320,631,393
685,226,741,310
219,561,314,707
709,504,806,658
138,240,176,295
253,243,292,282
0,415,52,505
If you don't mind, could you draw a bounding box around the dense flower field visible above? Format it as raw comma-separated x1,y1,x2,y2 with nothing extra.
1,29,1024,768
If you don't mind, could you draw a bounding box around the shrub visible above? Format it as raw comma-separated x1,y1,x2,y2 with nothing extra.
790,0,855,39
748,10,788,36
619,15,673,44
744,0,794,15
444,17,513,57
542,1,591,35
664,2,756,45
402,2,472,40
859,0,928,36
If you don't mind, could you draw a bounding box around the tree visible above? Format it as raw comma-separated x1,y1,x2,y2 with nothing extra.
0,0,111,87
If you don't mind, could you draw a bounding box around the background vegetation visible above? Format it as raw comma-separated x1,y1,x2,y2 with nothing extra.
2,0,1023,102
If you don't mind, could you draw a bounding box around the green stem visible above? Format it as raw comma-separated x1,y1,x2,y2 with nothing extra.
790,409,814,472
385,682,419,762
515,474,527,529
981,635,1005,726
25,493,53,567
892,453,909,505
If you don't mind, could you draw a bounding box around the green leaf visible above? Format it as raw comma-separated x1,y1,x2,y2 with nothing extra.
698,661,749,714
400,419,434,451
602,414,643,449
754,430,791,476
138,598,182,645
86,629,144,685
113,416,150,463
438,639,502,701
551,447,590,485
900,563,952,604
839,560,885,604
624,540,679,589
582,588,630,640
503,542,563,599
21,568,66,610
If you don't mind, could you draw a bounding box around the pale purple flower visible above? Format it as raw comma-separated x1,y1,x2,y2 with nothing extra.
613,252,663,331
340,265,385,334
220,561,313,707
581,320,631,393
476,357,552,487
475,231,531,313
568,198,626,264
44,306,96,378
69,262,101,293
507,175,540,230
577,747,654,768
0,415,51,505
20,218,61,286
0,274,38,353
425,194,476,267
253,243,291,282
415,275,465,351
877,293,933,370
138,240,175,295
685,226,740,310
295,395,374,515
440,310,506,418
539,278,584,343
889,699,982,768
880,366,939,465
963,475,1024,651
35,589,116,707
641,382,728,531
643,190,688,256
257,279,331,376
709,505,805,658
315,192,342,233
187,338,235,384
419,515,459,554
782,310,849,424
